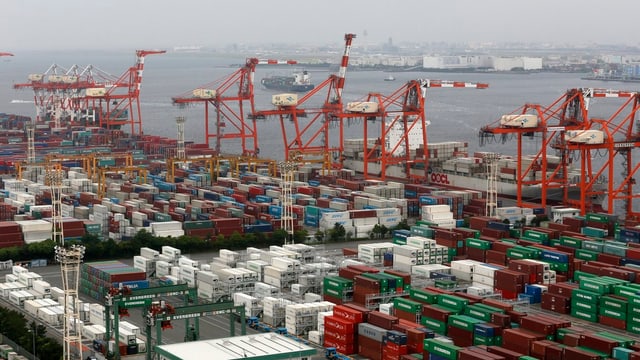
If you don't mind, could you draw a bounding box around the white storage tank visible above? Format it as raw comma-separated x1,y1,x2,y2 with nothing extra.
499,114,539,128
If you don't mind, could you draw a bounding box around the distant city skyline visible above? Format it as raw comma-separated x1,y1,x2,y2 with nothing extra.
3,0,640,52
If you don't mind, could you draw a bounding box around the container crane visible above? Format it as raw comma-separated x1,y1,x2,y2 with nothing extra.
14,64,79,126
478,87,637,215
252,33,356,169
172,58,297,156
478,88,597,211
341,79,488,181
557,89,640,220
80,50,166,135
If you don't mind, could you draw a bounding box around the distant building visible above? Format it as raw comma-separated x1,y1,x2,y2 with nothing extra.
422,55,542,71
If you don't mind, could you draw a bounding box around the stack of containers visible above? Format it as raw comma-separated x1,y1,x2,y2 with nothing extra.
16,220,51,244
150,221,184,237
358,243,394,265
323,304,366,355
0,222,23,248
392,297,422,324
233,292,262,318
195,270,220,301
80,261,147,300
571,276,628,325
421,204,455,229
322,276,353,304
263,256,299,289
392,244,421,273
262,296,294,327
469,262,502,296
285,302,333,336
357,311,398,360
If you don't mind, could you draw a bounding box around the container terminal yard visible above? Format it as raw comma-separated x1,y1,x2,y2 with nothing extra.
1,33,640,360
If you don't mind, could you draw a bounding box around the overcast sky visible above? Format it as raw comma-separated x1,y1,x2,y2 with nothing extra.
3,0,639,51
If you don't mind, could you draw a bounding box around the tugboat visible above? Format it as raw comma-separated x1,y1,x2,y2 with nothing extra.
261,70,314,92
384,74,396,81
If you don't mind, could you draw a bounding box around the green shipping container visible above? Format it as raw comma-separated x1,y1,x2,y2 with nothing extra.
571,298,598,313
421,317,447,335
599,307,626,321
447,314,484,332
473,335,495,346
571,308,598,322
573,288,601,303
437,295,469,312
575,248,599,261
424,339,461,360
466,238,491,250
409,288,439,304
599,295,627,312
393,297,422,314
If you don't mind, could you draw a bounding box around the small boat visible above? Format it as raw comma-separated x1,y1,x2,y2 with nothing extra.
384,75,396,81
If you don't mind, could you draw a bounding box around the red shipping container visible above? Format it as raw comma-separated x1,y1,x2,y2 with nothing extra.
368,311,399,330
324,327,356,343
547,282,578,296
324,337,355,356
343,303,371,322
421,304,453,323
563,346,603,360
486,250,507,265
446,325,474,347
358,334,383,360
501,328,546,355
598,315,626,330
519,316,556,335
540,293,570,314
597,252,622,266
332,304,365,323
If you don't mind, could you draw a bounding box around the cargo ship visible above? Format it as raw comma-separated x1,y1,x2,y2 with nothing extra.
340,119,607,208
261,70,314,92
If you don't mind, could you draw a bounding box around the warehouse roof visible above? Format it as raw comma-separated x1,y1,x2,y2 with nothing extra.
155,333,317,360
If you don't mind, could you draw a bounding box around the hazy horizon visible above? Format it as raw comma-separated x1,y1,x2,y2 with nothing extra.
3,0,640,52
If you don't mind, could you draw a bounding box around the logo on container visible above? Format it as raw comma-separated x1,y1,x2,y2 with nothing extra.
430,173,450,184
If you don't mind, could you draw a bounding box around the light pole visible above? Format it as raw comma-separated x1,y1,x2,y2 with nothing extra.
28,324,36,360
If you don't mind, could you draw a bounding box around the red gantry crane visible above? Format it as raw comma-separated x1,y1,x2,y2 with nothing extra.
172,58,297,156
479,88,594,210
479,87,639,216
341,79,488,182
79,50,166,134
14,63,81,127
14,50,163,135
556,89,640,220
252,33,356,168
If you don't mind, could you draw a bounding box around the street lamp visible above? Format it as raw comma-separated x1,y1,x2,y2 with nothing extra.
28,325,36,360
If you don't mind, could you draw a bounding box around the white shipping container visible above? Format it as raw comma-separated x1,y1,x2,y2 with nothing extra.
31,280,51,294
120,321,140,335
140,247,160,259
38,306,60,326
178,257,200,269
